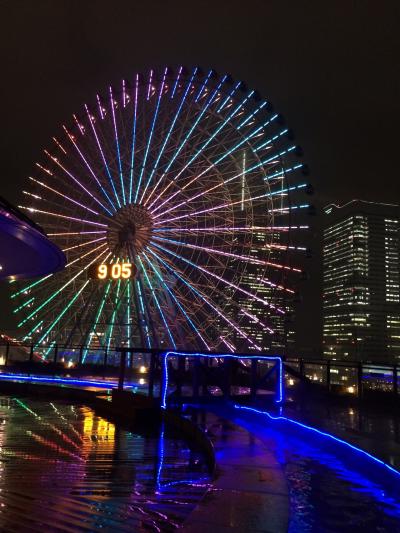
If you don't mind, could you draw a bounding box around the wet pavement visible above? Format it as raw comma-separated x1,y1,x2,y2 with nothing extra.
0,396,210,532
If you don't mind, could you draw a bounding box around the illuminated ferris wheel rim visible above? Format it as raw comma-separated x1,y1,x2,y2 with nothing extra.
13,65,311,354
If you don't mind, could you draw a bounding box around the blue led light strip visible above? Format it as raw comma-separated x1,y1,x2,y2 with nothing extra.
160,351,283,409
233,404,400,479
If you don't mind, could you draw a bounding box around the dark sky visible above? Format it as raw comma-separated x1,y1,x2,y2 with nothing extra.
1,0,399,348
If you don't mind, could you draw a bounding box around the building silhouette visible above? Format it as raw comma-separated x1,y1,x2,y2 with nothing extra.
323,200,400,362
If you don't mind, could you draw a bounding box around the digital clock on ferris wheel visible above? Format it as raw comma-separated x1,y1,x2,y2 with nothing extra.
88,262,137,280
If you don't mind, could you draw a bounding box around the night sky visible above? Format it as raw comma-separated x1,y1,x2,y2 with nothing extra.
1,1,399,349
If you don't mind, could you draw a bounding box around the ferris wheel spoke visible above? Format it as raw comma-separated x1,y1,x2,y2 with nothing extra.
136,68,168,203
62,126,117,213
109,86,126,205
61,236,107,252
83,281,113,361
145,73,228,210
27,177,101,217
152,234,301,276
150,114,283,217
84,104,121,208
153,182,307,230
138,257,176,349
150,90,261,214
42,150,111,215
154,225,309,235
146,247,262,351
128,74,139,204
148,241,284,313
141,68,198,207
142,251,210,350
35,280,90,350
152,149,303,222
17,249,110,328
17,206,108,228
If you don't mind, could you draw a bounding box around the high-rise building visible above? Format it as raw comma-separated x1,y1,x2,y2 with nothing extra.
323,200,400,362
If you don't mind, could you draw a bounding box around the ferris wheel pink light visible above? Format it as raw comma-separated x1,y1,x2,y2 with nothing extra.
11,66,311,356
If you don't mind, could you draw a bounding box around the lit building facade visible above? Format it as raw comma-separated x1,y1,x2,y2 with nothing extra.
323,200,400,362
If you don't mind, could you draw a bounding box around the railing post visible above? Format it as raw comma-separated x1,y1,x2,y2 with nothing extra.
326,360,331,391
250,359,258,400
148,352,155,398
357,362,363,398
118,349,127,391
393,365,398,396
29,344,34,362
79,346,83,365
53,344,58,364
5,343,9,366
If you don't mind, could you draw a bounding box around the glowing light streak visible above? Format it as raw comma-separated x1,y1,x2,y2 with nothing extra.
216,81,241,113
136,67,168,203
147,247,267,347
106,279,121,351
22,320,44,341
153,142,296,219
237,101,267,129
52,136,67,154
85,103,121,208
136,279,152,348
62,236,106,252
28,176,100,216
62,125,116,213
147,69,153,100
65,242,108,268
144,68,199,207
258,277,295,294
122,79,127,107
255,128,289,152
265,163,304,181
142,251,210,349
18,248,109,328
47,231,106,236
220,336,235,352
43,149,111,213
96,94,104,119
36,280,90,348
11,275,52,299
154,225,309,234
152,235,301,274
151,87,257,213
109,86,126,204
129,73,139,203
13,297,35,313
147,74,228,209
170,66,183,98
194,69,212,102
241,151,246,210
138,257,176,349
126,279,131,344
154,183,306,226
149,242,285,312
18,205,107,227
83,281,112,361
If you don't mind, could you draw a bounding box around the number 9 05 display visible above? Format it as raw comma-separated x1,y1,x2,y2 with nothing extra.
89,262,136,280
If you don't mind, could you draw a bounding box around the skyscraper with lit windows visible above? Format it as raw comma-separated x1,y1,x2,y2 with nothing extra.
323,200,400,362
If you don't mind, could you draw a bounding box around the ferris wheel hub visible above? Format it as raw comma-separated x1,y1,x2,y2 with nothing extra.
106,203,153,258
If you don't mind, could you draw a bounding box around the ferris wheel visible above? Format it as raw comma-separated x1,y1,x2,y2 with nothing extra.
11,66,311,359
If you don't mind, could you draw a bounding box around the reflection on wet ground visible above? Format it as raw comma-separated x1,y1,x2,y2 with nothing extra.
285,399,400,469
0,396,210,532
228,405,400,532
